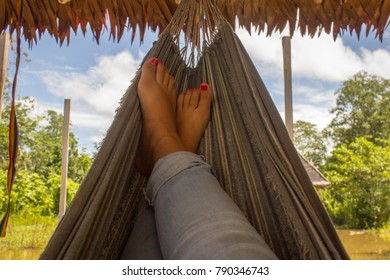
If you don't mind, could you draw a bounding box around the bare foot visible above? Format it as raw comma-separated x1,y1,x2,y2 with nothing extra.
176,84,212,153
136,58,185,176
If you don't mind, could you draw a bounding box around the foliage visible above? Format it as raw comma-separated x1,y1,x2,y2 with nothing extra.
326,71,390,147
321,137,390,229
68,142,92,184
1,102,92,183
1,90,92,182
47,173,79,215
0,169,79,216
0,91,42,169
26,110,64,179
0,89,92,217
318,72,390,230
293,120,327,168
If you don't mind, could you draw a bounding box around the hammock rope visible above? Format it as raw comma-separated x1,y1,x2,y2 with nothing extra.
41,0,349,259
0,0,23,238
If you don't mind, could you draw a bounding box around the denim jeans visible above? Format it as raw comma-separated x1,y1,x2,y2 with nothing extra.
121,152,278,260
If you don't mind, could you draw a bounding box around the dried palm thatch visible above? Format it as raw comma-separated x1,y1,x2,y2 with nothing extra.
0,0,389,46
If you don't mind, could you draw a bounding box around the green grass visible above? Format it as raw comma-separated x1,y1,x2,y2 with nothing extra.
0,214,58,260
379,220,390,242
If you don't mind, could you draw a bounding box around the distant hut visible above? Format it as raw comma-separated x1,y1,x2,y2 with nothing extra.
300,156,331,190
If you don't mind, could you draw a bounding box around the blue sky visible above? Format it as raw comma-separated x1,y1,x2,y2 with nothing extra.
8,24,390,154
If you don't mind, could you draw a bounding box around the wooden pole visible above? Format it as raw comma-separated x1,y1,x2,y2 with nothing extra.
0,33,10,123
282,36,294,140
58,99,71,220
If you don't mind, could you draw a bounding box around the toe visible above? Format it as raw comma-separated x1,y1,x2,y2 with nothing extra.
190,88,201,109
156,62,166,85
168,76,175,93
163,68,171,87
140,58,158,83
199,84,212,110
168,77,176,101
177,92,185,112
183,89,193,108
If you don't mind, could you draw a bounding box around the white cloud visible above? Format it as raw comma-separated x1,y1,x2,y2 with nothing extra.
360,48,390,77
40,50,141,117
293,104,333,131
34,50,142,152
236,26,389,133
294,85,336,105
291,36,363,81
71,110,112,130
34,101,112,152
236,27,390,82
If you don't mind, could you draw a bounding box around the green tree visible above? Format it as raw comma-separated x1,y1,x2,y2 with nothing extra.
0,91,42,170
28,110,63,178
321,137,390,229
1,98,92,184
28,110,91,184
47,173,79,215
0,168,79,216
293,120,327,168
68,149,92,184
1,91,93,215
326,71,390,146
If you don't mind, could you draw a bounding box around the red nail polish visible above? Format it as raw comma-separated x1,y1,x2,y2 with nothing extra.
151,58,159,66
201,84,208,91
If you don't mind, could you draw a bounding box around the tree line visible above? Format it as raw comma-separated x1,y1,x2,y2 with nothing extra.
293,71,389,229
0,83,92,216
0,71,388,229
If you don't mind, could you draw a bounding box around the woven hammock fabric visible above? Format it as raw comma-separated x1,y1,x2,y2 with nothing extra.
41,0,349,260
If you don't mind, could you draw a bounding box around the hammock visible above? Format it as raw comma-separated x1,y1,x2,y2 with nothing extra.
40,0,349,260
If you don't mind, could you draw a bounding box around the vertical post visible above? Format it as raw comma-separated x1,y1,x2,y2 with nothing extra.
58,99,71,220
0,33,10,123
282,36,293,140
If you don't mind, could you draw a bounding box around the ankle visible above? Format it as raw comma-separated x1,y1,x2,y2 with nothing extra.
151,134,185,165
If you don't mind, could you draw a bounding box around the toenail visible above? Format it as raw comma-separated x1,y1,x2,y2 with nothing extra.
201,84,208,91
151,58,159,66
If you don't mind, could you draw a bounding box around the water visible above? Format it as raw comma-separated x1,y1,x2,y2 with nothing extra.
0,249,42,260
337,229,390,260
1,230,389,260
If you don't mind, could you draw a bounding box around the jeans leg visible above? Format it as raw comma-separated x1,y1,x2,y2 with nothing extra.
120,199,163,260
146,151,278,260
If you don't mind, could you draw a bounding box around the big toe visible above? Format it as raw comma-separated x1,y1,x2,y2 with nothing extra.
199,84,212,112
139,58,159,85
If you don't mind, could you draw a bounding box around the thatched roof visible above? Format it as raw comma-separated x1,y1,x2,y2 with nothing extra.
0,0,388,46
300,156,331,189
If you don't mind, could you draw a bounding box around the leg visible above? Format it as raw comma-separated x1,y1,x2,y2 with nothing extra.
136,57,184,177
120,199,163,260
136,58,277,259
147,152,278,260
124,57,180,258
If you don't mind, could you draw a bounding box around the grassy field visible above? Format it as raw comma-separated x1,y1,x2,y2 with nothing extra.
0,215,58,260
